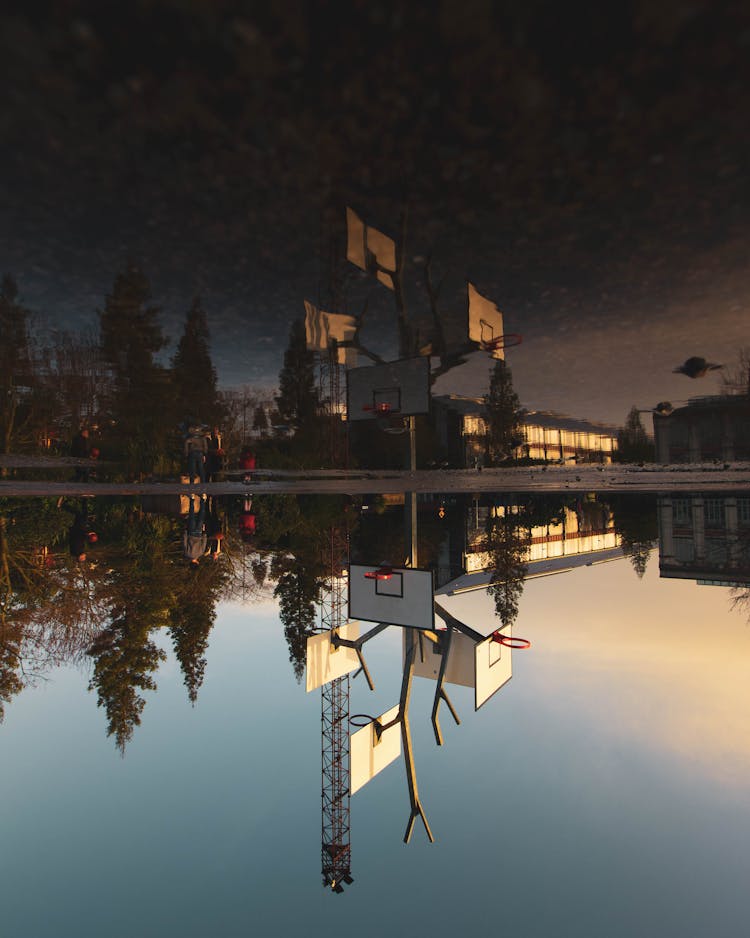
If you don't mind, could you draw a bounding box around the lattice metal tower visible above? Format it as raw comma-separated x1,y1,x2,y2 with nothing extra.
318,345,352,892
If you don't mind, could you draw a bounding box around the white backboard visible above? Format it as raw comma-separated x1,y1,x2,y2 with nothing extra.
346,206,396,290
475,628,512,710
350,704,401,795
305,622,361,693
347,357,430,421
349,564,435,629
412,629,476,687
304,301,358,366
468,281,505,360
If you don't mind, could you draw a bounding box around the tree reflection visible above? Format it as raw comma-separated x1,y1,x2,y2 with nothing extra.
0,498,241,748
87,617,166,753
484,502,530,627
609,495,658,579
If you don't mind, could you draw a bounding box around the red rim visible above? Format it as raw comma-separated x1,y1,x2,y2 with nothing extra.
364,566,392,580
482,333,523,351
363,403,398,414
491,631,531,649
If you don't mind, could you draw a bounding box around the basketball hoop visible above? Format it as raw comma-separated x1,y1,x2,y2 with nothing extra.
491,631,531,649
362,402,399,414
364,565,393,580
481,333,523,353
349,714,378,728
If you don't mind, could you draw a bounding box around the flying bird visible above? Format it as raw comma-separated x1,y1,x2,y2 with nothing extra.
672,357,723,378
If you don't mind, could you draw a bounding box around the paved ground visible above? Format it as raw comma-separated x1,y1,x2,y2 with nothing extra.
2,464,750,496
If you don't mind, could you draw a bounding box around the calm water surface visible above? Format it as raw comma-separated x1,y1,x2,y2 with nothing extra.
1,493,748,937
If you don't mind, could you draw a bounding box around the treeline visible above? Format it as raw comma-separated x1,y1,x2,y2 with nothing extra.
0,265,239,476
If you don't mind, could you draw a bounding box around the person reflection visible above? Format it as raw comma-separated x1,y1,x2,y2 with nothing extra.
66,500,97,563
205,496,224,559
70,426,90,482
183,494,208,565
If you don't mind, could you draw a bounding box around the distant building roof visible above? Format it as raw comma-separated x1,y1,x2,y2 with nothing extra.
432,395,618,435
522,411,619,436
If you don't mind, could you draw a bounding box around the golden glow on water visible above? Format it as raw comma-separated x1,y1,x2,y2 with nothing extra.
441,556,750,786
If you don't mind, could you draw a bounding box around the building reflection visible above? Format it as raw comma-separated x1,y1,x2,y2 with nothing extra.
657,493,750,586
653,395,750,463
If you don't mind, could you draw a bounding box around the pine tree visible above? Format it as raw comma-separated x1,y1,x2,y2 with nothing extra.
485,505,530,627
616,406,653,462
0,276,33,454
274,566,320,682
252,404,269,435
485,360,524,464
172,297,220,426
276,319,319,431
98,264,169,471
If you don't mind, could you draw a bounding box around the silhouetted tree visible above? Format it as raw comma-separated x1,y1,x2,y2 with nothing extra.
485,504,530,627
720,346,750,396
276,319,319,432
616,406,654,462
0,276,33,454
172,297,221,426
87,616,166,753
608,494,658,578
252,404,268,435
98,263,170,472
273,561,320,682
167,560,228,705
485,360,524,464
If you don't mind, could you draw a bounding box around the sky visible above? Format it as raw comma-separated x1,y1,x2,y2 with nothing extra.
2,1,749,423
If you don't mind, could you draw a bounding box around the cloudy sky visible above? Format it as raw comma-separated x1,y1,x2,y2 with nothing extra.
2,1,748,422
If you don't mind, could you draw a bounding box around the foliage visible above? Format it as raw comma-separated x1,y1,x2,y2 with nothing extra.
485,360,524,465
273,562,320,682
608,494,658,578
0,275,34,454
98,263,172,474
616,406,654,463
172,297,222,427
720,346,750,396
484,503,530,627
276,319,320,433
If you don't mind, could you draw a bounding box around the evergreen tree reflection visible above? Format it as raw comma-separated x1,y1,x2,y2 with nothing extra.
484,501,531,627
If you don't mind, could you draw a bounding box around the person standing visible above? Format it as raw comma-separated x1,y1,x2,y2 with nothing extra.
184,426,207,484
206,426,223,483
71,427,90,482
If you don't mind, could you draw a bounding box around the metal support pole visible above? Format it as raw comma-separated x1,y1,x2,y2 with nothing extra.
430,625,461,746
401,629,434,843
403,414,417,568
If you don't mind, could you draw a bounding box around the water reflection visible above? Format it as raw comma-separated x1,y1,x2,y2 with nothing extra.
2,488,749,901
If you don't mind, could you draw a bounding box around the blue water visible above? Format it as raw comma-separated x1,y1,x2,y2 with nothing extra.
1,561,748,937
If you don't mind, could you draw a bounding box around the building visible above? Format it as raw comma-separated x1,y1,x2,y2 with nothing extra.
657,493,750,586
434,494,622,591
432,395,618,467
652,395,750,463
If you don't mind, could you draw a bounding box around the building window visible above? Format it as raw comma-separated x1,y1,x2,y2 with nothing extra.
705,538,728,565
672,498,692,527
738,497,750,525
674,538,695,562
704,498,726,529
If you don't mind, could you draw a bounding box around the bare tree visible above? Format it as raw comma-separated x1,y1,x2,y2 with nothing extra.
720,346,750,396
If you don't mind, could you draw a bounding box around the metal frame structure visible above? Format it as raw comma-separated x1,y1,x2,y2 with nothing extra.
319,527,353,893
318,343,352,893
